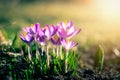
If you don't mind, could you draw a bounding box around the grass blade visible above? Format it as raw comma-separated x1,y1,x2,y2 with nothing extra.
94,45,104,71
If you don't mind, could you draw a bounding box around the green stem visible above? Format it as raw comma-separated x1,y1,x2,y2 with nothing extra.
60,45,63,59
35,43,40,59
41,45,44,56
57,46,59,57
28,45,32,61
46,45,49,67
9,71,12,79
34,37,40,59
40,45,44,75
13,74,17,80
53,48,55,56
65,50,69,73
25,70,29,80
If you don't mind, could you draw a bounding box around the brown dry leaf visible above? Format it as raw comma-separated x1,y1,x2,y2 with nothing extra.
0,31,11,45
7,52,23,57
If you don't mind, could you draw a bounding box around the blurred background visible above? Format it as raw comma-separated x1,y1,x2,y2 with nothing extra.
0,0,120,67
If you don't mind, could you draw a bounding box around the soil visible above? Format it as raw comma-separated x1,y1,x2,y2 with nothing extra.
0,45,120,80
0,58,120,80
46,69,120,80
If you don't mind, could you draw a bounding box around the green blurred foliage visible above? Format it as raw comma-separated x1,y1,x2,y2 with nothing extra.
0,0,75,4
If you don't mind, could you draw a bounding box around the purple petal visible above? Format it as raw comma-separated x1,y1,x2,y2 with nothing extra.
26,34,32,41
44,25,51,39
38,36,45,42
44,25,58,40
68,29,81,39
22,27,31,34
67,26,76,35
20,34,26,41
29,28,35,34
51,25,58,36
61,39,67,48
57,28,67,39
51,37,61,45
60,22,67,30
20,33,34,45
29,23,40,35
50,25,55,34
70,41,78,49
67,21,73,29
37,35,46,45
34,23,40,32
61,39,78,50
38,28,44,36
36,28,46,45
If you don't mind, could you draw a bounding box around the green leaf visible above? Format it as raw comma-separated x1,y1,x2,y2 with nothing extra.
94,45,104,71
24,70,29,80
11,34,17,47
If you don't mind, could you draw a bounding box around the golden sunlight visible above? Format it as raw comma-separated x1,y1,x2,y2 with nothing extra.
96,0,120,22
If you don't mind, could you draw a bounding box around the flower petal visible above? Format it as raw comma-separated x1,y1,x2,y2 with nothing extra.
67,21,73,29
44,25,51,39
20,33,34,45
68,29,81,39
61,39,78,50
34,23,40,32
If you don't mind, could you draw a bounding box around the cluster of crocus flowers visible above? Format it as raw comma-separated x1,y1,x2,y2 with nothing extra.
20,21,81,72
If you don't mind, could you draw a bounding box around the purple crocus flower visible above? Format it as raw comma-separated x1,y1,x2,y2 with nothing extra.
29,23,40,35
20,32,34,45
57,21,81,39
58,21,73,30
43,24,58,40
22,27,31,33
50,34,61,45
36,28,46,45
57,27,67,39
21,23,40,41
61,39,78,50
67,25,81,39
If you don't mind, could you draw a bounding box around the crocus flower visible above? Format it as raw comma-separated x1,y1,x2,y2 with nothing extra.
67,25,81,39
42,24,58,67
57,21,81,39
29,23,40,36
50,34,61,45
36,28,46,45
43,24,58,40
20,32,34,45
20,27,34,61
21,23,41,42
61,39,78,50
22,27,31,34
58,21,73,30
61,38,78,73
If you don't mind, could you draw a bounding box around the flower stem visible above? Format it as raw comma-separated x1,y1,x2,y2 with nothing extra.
35,43,40,59
46,45,49,67
28,45,32,61
65,50,69,73
57,46,59,57
60,45,63,59
41,45,44,56
53,48,55,56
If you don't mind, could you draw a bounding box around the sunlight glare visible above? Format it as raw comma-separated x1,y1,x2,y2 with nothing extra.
96,0,120,21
